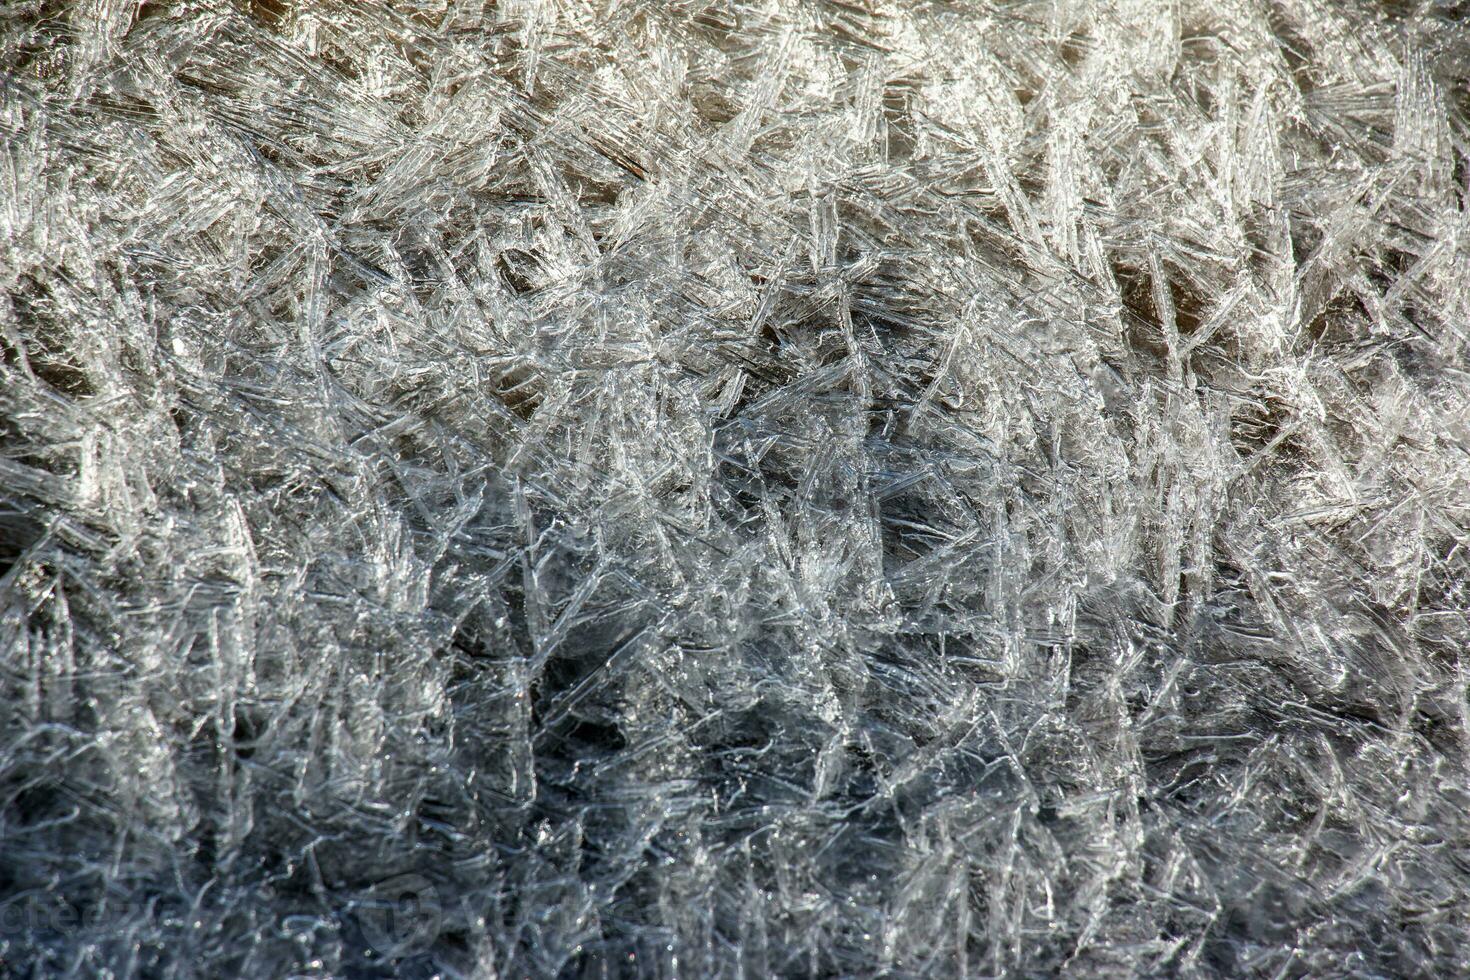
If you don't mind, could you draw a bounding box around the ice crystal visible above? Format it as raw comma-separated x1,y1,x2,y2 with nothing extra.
2,0,1469,976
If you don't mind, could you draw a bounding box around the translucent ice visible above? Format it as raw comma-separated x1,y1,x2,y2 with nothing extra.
1,1,1468,976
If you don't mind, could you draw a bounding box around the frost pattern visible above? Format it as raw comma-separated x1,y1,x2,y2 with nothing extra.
2,1,1469,976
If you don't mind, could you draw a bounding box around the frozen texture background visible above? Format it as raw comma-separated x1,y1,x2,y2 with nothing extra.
3,0,1470,976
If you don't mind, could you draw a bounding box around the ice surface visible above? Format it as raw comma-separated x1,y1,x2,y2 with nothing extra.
1,0,1469,976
